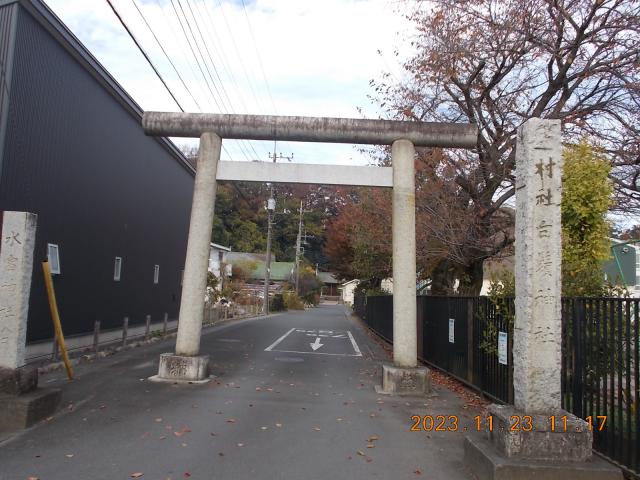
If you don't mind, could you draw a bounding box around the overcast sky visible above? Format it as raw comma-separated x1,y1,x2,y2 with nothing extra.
46,0,414,165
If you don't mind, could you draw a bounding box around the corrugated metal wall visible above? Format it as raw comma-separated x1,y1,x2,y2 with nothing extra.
0,6,195,341
0,3,17,182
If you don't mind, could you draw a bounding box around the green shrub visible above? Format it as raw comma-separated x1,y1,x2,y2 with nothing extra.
283,292,305,310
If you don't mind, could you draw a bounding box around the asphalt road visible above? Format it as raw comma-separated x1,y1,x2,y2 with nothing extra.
0,305,478,480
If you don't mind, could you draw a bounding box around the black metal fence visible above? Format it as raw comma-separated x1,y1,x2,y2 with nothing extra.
354,293,639,476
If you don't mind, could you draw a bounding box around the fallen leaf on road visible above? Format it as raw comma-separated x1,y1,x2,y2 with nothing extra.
130,473,143,478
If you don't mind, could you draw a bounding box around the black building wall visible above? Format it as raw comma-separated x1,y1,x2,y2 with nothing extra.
0,1,195,341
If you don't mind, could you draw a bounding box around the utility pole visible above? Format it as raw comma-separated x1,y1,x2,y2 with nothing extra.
263,150,293,314
263,195,274,315
295,200,303,294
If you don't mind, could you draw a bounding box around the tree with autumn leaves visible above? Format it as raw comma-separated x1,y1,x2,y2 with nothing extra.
326,0,639,294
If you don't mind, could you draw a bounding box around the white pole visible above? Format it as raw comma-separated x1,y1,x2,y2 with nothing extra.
175,132,221,356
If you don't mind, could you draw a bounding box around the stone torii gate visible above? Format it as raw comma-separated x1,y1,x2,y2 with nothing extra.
142,111,477,394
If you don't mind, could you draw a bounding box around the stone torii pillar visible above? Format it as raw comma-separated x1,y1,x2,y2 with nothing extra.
377,139,430,395
142,112,477,388
152,133,221,383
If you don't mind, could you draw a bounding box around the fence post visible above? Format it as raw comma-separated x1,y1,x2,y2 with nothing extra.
93,321,100,353
163,313,168,335
572,299,584,418
145,315,151,340
122,317,129,347
51,336,59,361
467,298,474,384
416,296,424,361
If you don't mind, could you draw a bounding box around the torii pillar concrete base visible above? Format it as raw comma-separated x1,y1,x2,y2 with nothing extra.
376,363,430,396
149,353,210,384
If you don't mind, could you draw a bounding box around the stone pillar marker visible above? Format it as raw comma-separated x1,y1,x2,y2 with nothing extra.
513,118,563,412
0,211,61,432
377,139,430,396
464,119,621,479
0,211,37,370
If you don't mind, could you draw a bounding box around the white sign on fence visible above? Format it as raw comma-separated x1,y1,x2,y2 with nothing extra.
448,319,455,343
498,331,508,365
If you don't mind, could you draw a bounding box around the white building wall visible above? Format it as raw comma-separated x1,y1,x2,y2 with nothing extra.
340,280,360,305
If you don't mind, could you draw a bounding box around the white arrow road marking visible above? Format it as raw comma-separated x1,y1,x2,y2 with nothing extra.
310,337,324,351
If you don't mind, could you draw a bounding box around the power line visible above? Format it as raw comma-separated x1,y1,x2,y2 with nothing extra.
169,0,224,112
214,0,269,114
165,0,253,162
240,0,277,113
238,1,299,157
104,0,185,111
130,0,202,111
171,0,257,162
183,0,262,161
195,0,270,160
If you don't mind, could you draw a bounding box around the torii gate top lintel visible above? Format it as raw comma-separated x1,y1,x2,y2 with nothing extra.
142,112,478,148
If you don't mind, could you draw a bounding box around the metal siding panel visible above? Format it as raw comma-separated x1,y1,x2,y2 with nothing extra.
0,7,194,341
0,2,17,185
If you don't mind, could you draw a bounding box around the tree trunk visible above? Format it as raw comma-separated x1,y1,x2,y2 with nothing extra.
458,259,485,296
429,258,458,295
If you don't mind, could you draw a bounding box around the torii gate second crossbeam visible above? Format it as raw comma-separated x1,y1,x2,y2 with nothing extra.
143,112,477,395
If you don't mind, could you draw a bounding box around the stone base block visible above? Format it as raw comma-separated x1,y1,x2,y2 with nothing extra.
0,388,61,431
376,363,430,396
464,435,622,480
152,353,210,383
0,366,38,395
487,404,592,461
